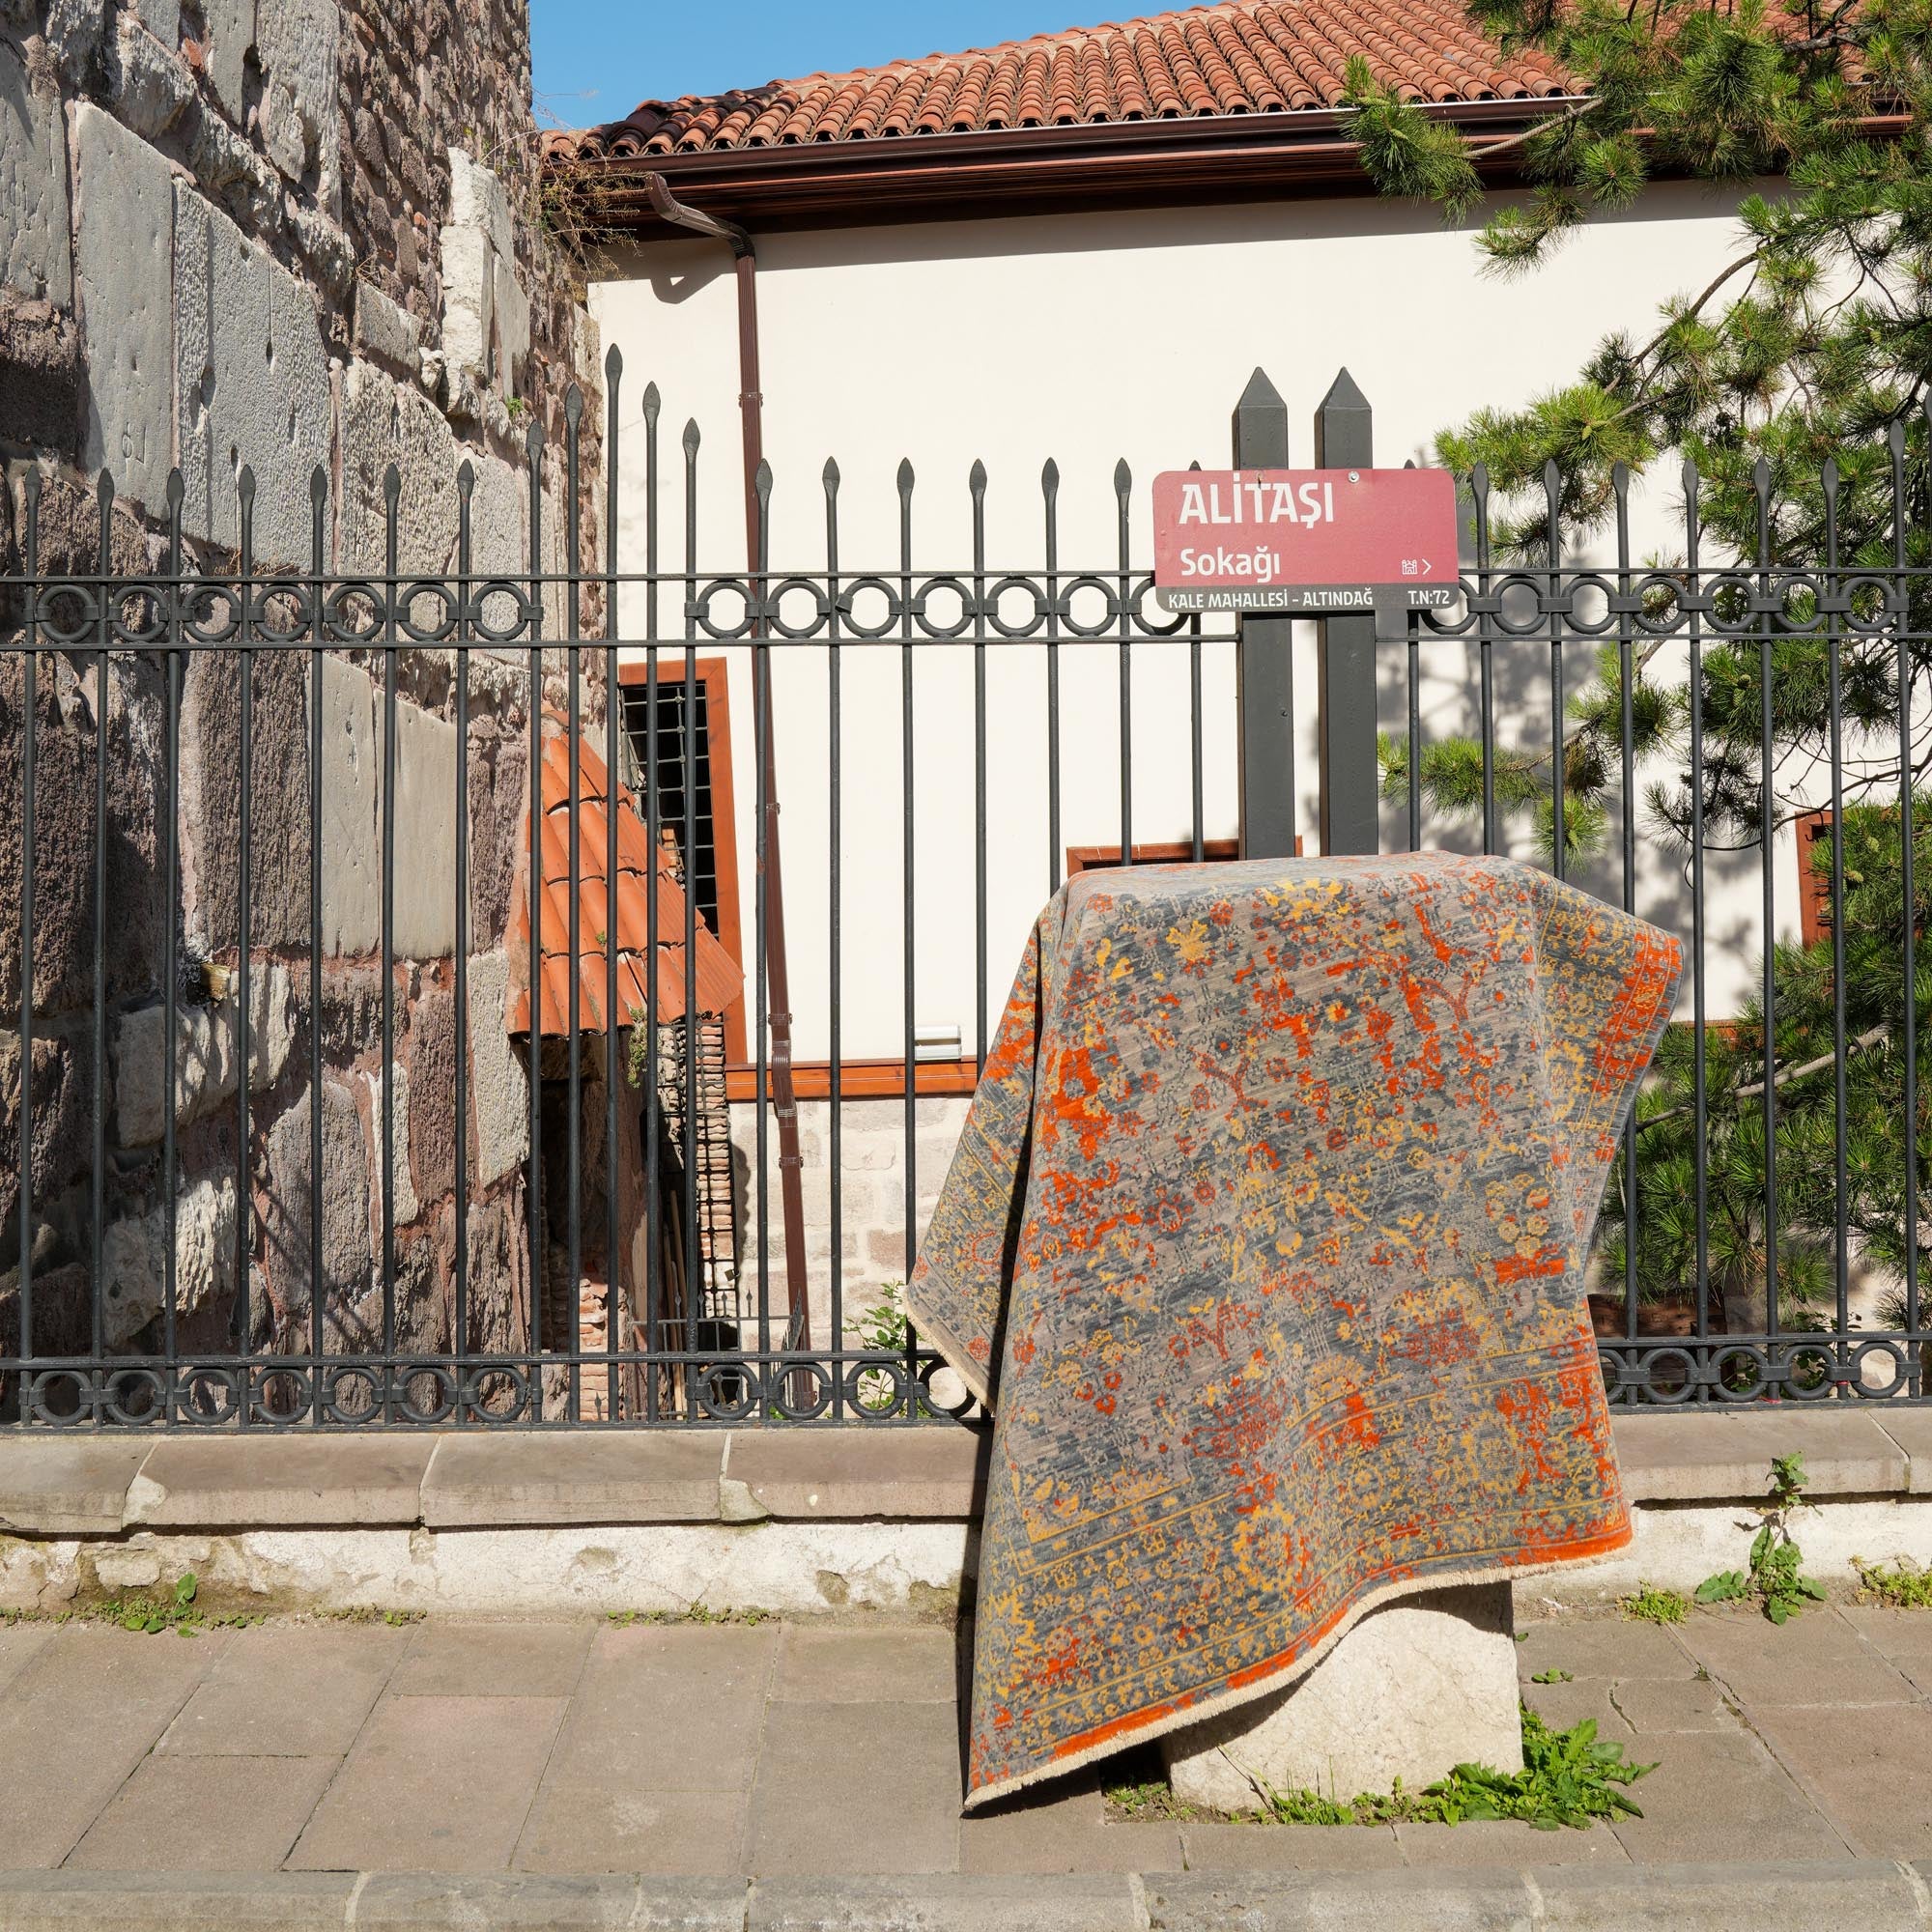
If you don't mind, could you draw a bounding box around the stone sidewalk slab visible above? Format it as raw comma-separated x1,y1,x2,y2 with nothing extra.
0,1862,1930,1931
287,1693,567,1872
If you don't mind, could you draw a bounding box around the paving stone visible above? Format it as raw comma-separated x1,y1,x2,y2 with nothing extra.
0,1624,230,1865
1520,1676,1634,1741
1394,1821,1629,1866
1605,1729,1851,1864
1538,1859,1927,1932
1613,1409,1908,1500
173,182,331,567
1175,1822,1406,1871
420,1433,724,1528
773,1625,957,1704
537,1624,777,1795
957,1780,1181,1874
355,1871,750,1930
748,1699,962,1876
72,104,174,512
748,1875,1142,1932
517,1785,748,1876
724,1423,987,1519
391,1618,596,1698
0,1622,54,1691
67,1752,337,1870
0,1436,149,1532
287,1692,567,1871
1142,1868,1534,1932
1679,1607,1918,1708
0,1870,364,1929
1605,1675,1739,1735
1750,1699,1932,1858
125,1434,433,1526
1839,1606,1932,1695
158,1621,411,1756
1513,1615,1696,1682
0,40,71,306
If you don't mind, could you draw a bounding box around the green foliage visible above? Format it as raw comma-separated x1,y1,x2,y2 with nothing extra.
1620,1582,1692,1625
1345,0,1932,567
606,1605,771,1627
1601,801,1932,1337
93,1574,267,1638
1697,1454,1829,1621
1852,1553,1932,1605
1529,1666,1575,1682
1239,1707,1656,1831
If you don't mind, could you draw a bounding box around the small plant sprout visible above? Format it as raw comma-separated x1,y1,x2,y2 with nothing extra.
1697,1454,1827,1624
1620,1583,1690,1627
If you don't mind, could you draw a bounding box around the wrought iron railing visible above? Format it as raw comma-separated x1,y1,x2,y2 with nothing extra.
3,357,1928,1425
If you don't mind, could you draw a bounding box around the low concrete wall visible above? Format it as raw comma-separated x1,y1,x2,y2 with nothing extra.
1,1409,1928,1619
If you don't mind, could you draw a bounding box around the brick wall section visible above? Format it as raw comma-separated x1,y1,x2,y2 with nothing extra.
729,1094,970,1350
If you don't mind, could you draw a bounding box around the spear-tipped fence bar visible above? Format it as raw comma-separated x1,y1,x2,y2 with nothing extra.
3,367,1930,1427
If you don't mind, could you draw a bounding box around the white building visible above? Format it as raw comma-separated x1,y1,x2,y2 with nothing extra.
556,0,1811,1342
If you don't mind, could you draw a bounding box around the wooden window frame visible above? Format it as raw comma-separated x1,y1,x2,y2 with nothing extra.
617,657,748,1061
1794,807,1833,948
1065,837,1242,871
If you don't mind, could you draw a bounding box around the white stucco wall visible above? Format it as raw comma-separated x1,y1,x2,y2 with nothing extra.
591,183,1807,1065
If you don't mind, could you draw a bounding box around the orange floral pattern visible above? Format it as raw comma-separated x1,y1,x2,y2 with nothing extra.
907,854,1682,1806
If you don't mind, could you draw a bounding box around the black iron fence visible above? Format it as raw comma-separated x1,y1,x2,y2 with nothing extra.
3,355,1929,1427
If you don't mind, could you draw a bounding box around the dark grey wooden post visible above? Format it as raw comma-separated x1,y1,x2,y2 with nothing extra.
1232,367,1296,859
1314,368,1379,856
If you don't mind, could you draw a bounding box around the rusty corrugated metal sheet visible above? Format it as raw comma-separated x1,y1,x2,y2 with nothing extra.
504,722,745,1037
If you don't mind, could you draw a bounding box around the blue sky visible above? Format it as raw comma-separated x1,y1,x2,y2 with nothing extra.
529,2,1088,128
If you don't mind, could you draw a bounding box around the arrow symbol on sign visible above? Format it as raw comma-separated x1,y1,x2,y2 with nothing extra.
1421,558,1434,576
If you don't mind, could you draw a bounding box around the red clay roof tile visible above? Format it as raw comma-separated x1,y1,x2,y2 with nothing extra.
548,0,1577,161
503,723,744,1038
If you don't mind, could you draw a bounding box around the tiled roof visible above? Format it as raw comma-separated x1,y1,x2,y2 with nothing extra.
504,723,744,1038
551,0,1576,161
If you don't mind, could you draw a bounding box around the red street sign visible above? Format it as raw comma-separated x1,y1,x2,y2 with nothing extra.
1151,468,1461,615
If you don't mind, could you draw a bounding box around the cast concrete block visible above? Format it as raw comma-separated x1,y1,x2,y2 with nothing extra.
1163,1582,1522,1812
124,1434,433,1527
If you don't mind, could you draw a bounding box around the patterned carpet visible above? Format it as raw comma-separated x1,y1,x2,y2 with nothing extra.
907,854,1682,1806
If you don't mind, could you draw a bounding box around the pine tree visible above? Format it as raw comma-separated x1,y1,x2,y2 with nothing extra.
1347,3,1932,1336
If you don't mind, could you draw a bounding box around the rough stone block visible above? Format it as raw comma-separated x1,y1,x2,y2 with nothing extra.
317,653,459,959
256,0,338,213
99,1170,239,1345
0,41,71,305
112,963,296,1148
173,182,331,567
0,291,83,451
340,356,459,575
73,103,174,511
468,449,526,581
361,1060,420,1229
202,0,252,122
0,1028,89,1233
127,0,180,43
1162,1582,1522,1811
260,1078,369,1321
466,950,528,1187
354,279,422,372
179,641,314,954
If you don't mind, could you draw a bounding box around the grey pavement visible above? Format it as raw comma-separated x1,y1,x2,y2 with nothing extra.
0,1601,1928,1914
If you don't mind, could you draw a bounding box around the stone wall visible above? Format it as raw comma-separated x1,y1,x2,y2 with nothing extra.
0,0,610,1410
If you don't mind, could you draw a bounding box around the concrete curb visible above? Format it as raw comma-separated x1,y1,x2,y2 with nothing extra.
0,1862,1928,1932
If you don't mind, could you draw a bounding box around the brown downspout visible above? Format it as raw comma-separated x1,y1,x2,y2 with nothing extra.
641,174,812,1368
